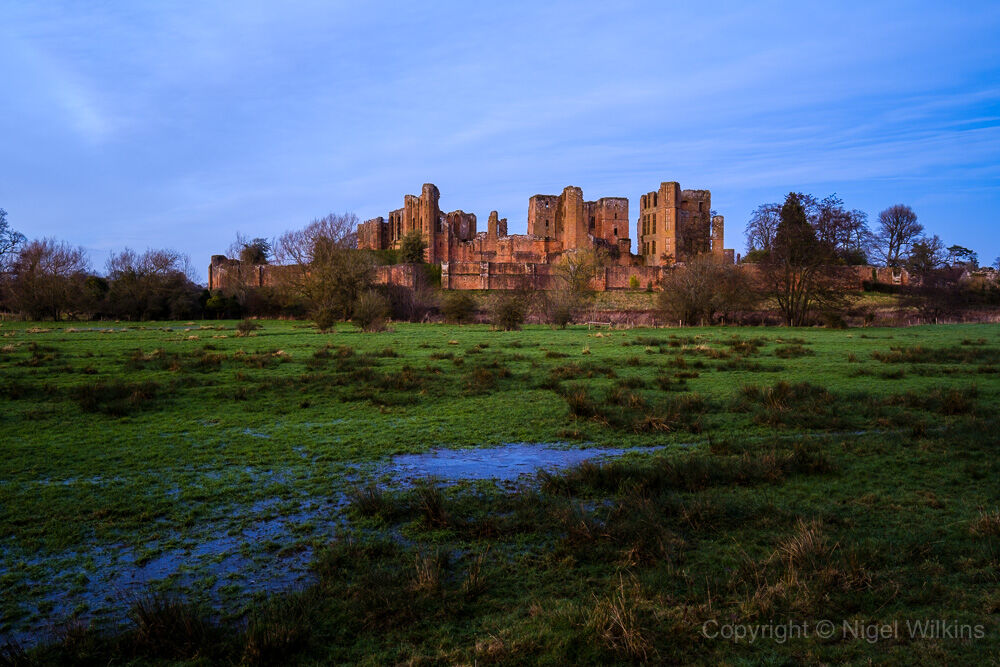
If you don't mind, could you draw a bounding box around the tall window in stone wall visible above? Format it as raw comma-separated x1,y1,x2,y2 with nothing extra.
652,214,656,234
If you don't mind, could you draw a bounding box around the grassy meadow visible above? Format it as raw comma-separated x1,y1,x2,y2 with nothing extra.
1,319,999,663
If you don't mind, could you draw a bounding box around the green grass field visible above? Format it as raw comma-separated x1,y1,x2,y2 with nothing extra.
2,319,999,663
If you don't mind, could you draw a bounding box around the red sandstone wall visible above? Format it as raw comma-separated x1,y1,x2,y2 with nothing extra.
375,263,420,290
440,261,664,292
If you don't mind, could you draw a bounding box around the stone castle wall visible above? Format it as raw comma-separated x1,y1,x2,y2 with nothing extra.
357,181,720,273
209,254,908,295
209,180,909,295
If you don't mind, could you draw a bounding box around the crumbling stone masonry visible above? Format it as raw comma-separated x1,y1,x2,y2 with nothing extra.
211,180,738,292
637,182,734,266
355,181,733,287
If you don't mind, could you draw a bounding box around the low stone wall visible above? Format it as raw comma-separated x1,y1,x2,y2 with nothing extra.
210,255,908,295
441,262,665,291
374,264,420,290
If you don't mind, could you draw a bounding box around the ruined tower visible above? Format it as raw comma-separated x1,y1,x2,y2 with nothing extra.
711,215,725,256
419,183,440,263
638,182,716,265
559,186,586,250
638,182,679,266
487,211,507,239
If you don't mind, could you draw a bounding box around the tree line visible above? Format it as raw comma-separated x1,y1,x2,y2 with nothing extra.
744,194,983,274
1,198,996,327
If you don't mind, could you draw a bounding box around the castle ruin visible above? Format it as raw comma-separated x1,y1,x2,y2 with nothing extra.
353,181,734,290
210,180,738,292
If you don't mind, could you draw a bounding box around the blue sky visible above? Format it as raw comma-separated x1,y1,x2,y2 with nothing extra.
2,1,999,282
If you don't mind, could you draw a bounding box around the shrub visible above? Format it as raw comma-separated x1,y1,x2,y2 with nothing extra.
398,230,427,264
313,308,336,333
628,275,640,290
546,297,575,328
235,319,261,337
489,293,529,331
657,255,757,325
821,310,848,329
441,291,476,323
353,290,390,332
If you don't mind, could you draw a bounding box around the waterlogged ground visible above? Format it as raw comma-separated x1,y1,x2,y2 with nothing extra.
2,437,675,645
2,319,1000,662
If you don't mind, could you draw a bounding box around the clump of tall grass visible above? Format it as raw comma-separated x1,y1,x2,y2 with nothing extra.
541,445,832,497
126,592,217,660
734,381,835,427
560,384,707,433
74,380,161,416
586,577,655,662
774,344,814,358
884,385,978,415
411,550,448,594
872,345,1000,365
461,547,491,599
348,483,407,521
241,592,314,665
727,336,767,356
414,481,450,528
970,509,1000,537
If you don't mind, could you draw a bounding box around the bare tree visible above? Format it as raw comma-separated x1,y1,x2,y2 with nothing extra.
274,212,375,321
813,194,873,264
876,204,922,267
748,195,872,264
553,247,605,296
906,235,946,284
0,209,26,271
657,254,757,325
104,248,199,320
745,203,781,253
543,247,607,326
7,238,91,319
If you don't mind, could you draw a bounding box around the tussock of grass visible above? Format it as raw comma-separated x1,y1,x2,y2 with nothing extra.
774,344,814,358
872,344,1000,365
970,509,1000,537
885,385,978,415
540,445,833,496
126,592,219,661
587,578,655,662
74,380,161,416
734,381,835,427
